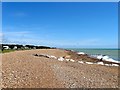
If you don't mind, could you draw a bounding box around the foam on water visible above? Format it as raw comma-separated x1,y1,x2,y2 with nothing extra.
91,54,120,63
77,52,85,55
66,48,119,62
76,50,120,63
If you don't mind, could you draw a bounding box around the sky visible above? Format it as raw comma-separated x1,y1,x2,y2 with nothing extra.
2,2,118,48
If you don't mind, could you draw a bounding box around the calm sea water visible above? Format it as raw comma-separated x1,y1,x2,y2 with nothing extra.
65,48,119,61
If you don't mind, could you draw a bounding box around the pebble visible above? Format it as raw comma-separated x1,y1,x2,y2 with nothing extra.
2,50,118,88
12,71,15,73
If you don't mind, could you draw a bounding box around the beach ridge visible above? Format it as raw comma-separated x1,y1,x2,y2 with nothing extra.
1,49,119,88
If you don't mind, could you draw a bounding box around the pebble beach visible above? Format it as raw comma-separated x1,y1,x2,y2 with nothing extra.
1,49,119,88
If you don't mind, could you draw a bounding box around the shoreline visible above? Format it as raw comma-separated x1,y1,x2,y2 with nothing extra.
2,48,120,66
62,48,120,66
2,49,119,88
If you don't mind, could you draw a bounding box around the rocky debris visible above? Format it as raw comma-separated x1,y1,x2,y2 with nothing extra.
58,57,64,61
66,59,70,61
69,59,75,62
97,62,104,65
67,50,120,67
33,54,49,58
111,64,119,67
33,53,119,67
78,61,84,64
63,55,71,59
85,62,94,64
50,55,57,59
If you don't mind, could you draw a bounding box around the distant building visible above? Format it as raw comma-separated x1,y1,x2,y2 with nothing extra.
33,47,36,49
25,45,35,49
3,46,9,49
1,44,53,50
13,46,17,50
24,46,29,49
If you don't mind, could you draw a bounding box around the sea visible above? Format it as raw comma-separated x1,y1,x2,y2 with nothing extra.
65,48,120,62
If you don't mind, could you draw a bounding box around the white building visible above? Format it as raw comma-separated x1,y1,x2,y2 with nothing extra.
3,46,9,49
13,46,17,49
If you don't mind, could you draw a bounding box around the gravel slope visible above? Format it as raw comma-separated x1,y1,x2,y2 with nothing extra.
1,49,119,88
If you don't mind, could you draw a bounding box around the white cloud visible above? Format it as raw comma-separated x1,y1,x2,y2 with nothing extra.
2,26,117,48
1,31,117,48
2,31,51,45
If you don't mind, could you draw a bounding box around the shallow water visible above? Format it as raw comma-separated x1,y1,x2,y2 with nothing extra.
65,48,119,61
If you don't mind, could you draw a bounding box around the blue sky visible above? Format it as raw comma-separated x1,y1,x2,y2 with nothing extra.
2,2,118,48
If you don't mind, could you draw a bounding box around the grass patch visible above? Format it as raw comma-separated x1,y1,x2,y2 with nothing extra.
0,48,32,53
0,49,15,53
